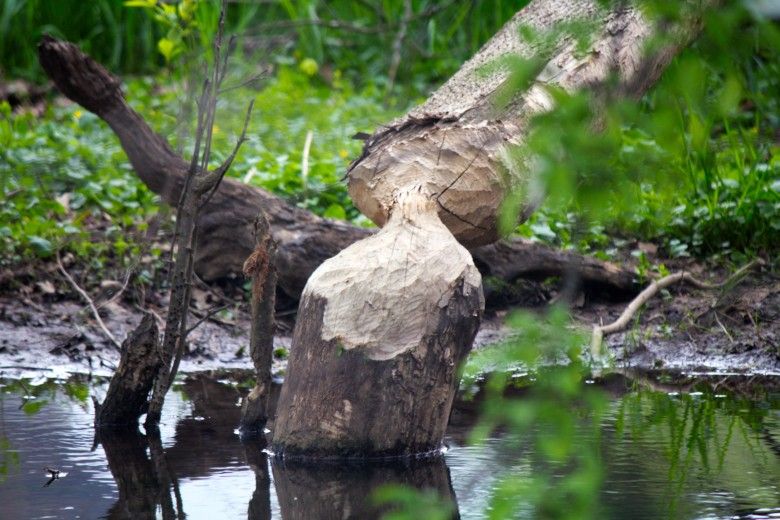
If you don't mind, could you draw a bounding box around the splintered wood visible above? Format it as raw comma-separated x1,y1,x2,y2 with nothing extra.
304,186,483,361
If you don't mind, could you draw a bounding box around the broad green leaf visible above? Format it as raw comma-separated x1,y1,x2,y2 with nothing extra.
27,236,53,257
157,38,175,62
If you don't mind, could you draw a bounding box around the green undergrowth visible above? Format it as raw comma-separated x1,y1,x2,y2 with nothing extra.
512,7,780,267
2,4,779,279
0,67,399,271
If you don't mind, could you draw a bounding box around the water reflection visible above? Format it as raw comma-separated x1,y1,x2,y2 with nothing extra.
99,430,178,519
93,374,455,520
0,371,778,519
272,457,456,519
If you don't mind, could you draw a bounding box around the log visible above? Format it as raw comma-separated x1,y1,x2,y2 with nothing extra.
274,0,703,458
37,35,638,307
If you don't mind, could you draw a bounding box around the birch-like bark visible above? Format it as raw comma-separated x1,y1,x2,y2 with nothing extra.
348,0,704,246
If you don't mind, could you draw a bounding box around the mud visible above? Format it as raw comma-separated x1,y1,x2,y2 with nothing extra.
0,267,778,378
579,268,780,374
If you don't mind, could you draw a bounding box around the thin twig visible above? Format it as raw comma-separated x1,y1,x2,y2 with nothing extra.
197,99,255,204
713,313,734,343
301,130,313,188
218,71,267,94
185,304,229,336
386,0,413,96
246,18,381,35
56,252,121,350
591,259,763,357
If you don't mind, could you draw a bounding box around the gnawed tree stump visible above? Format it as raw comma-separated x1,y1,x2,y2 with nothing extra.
274,0,704,457
272,188,482,457
37,35,640,309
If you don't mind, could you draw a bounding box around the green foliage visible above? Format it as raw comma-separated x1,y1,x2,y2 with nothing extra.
123,0,198,65
507,3,780,262
611,381,780,518
0,436,20,483
464,307,607,519
1,0,521,95
0,67,396,266
0,100,159,266
0,0,163,80
215,67,398,220
266,0,527,98
373,484,455,520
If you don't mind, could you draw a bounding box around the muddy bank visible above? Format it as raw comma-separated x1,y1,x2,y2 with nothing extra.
1,266,778,377
580,268,780,374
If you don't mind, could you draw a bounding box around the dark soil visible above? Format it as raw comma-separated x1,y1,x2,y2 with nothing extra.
1,255,778,378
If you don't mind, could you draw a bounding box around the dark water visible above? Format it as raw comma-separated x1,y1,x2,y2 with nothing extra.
0,371,778,519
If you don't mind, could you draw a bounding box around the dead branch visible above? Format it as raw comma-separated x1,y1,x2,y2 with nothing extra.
591,259,764,356
385,0,412,96
145,0,252,428
186,304,230,335
56,251,121,350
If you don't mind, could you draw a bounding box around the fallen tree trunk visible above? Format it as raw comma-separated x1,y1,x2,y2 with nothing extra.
37,36,639,306
273,0,705,458
347,1,702,245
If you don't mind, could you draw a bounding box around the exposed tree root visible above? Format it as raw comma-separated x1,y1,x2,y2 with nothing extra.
591,259,764,356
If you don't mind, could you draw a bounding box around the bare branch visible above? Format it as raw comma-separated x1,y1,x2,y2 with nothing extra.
218,70,268,94
56,252,121,350
246,18,382,35
185,304,230,336
197,99,255,202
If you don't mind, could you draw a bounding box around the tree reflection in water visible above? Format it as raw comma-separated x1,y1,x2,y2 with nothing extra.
84,372,779,520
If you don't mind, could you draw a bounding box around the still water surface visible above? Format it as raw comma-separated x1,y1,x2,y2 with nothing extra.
0,371,778,519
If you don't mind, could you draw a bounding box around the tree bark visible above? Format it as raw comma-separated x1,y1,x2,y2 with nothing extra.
274,0,703,458
37,34,639,308
272,189,483,458
240,212,277,432
347,1,704,246
93,314,160,428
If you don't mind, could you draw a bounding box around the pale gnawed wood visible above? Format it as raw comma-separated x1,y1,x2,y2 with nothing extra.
272,188,483,457
348,1,704,246
304,187,482,361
